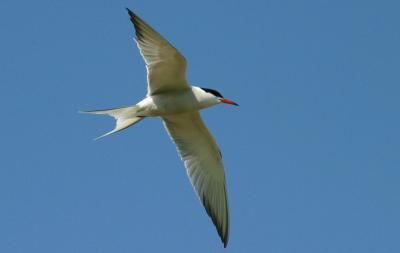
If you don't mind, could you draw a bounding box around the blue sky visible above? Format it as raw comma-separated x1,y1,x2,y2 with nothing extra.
1,0,399,252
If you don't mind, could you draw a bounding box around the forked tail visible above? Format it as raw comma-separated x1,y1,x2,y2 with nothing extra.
80,105,144,140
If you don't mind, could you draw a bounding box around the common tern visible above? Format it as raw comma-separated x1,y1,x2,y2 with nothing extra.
83,8,238,247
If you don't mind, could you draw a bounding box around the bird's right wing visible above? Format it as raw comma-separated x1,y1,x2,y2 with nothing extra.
162,112,230,247
126,9,189,95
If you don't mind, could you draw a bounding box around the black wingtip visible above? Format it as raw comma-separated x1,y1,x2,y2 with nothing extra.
222,234,229,248
126,7,134,17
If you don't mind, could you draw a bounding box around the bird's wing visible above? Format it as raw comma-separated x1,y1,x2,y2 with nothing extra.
126,9,189,95
162,112,230,247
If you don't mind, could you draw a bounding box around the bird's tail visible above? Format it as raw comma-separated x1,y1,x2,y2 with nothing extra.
80,105,144,140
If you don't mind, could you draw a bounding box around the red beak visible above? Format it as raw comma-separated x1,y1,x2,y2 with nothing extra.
220,98,239,106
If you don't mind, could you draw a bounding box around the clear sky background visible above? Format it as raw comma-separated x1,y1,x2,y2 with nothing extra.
1,0,399,252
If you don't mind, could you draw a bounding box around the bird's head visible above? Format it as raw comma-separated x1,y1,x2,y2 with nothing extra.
199,87,239,107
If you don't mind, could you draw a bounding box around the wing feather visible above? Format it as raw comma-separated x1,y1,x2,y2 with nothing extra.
126,9,189,95
162,112,230,247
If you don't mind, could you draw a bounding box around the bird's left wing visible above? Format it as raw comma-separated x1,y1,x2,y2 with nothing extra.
126,9,189,95
162,112,230,247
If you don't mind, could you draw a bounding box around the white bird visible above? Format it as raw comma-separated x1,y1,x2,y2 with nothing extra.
83,8,238,247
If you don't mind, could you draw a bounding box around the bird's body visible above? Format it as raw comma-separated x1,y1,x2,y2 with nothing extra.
136,86,220,116
83,8,237,247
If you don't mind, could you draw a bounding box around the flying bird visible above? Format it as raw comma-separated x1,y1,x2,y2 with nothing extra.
83,8,238,247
